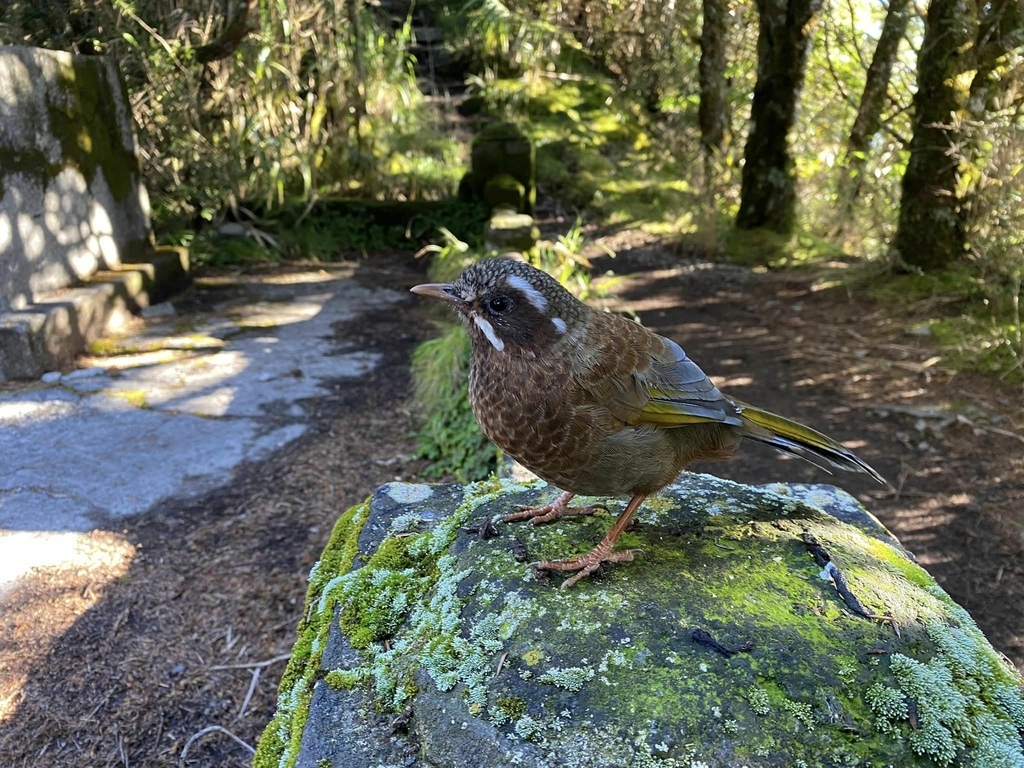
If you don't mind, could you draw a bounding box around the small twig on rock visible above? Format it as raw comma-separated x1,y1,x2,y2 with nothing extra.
178,726,255,765
389,705,413,735
495,651,509,677
801,533,873,619
511,537,529,562
691,627,753,657
462,518,499,540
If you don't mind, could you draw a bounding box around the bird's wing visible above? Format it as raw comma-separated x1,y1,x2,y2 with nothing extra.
630,335,744,427
587,317,742,428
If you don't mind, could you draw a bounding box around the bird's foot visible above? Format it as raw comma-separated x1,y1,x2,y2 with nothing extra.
531,547,636,590
499,491,600,525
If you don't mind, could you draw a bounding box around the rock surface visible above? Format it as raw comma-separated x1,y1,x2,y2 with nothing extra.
484,210,541,253
256,475,1024,768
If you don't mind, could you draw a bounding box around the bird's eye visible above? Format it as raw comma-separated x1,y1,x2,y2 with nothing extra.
485,294,513,315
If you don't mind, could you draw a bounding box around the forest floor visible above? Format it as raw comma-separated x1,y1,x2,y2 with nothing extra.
0,234,1021,767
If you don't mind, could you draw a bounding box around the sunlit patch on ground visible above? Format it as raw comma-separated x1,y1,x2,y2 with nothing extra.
0,530,135,720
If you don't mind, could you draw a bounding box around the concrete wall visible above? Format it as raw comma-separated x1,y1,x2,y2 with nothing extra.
0,45,152,314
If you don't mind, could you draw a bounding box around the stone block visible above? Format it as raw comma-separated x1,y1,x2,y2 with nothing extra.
468,121,536,214
484,209,539,253
483,173,526,212
0,45,151,313
0,247,189,379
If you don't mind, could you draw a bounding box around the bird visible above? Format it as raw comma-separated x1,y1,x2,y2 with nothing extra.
411,257,884,588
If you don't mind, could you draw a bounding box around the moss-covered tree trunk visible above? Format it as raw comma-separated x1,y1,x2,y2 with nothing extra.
698,0,730,184
736,0,823,234
960,0,1024,241
893,0,1022,272
892,0,977,272
834,0,912,231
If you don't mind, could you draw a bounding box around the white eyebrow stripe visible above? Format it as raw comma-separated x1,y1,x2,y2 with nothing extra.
551,317,567,334
473,315,505,352
506,274,548,312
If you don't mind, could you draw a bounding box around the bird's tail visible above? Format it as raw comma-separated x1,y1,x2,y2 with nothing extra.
734,400,885,484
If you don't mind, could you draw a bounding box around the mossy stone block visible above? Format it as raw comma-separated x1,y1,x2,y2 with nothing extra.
485,210,539,253
45,54,141,204
469,121,535,214
256,476,1024,768
483,173,525,213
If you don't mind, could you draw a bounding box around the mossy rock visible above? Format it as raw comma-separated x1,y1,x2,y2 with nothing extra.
256,476,1024,768
485,210,539,253
483,173,526,213
468,121,536,214
534,138,615,211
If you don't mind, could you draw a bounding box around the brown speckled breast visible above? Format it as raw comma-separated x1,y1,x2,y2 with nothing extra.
469,341,605,492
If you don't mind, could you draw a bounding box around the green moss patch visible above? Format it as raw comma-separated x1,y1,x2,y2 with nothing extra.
252,499,370,768
49,58,140,202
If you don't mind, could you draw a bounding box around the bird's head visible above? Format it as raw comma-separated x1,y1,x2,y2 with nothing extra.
411,257,582,354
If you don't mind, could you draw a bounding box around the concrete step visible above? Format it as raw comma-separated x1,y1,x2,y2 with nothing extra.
0,248,190,380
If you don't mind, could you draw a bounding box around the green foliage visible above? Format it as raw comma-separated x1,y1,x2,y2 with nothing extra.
175,200,488,267
411,325,498,482
439,0,569,77
863,266,1024,385
533,216,613,298
723,228,848,269
270,200,489,260
184,231,277,268
1,0,466,238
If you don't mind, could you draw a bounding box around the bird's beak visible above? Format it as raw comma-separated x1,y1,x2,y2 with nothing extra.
410,283,458,304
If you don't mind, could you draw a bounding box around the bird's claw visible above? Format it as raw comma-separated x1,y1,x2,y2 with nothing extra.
511,505,595,525
499,491,594,526
530,549,636,589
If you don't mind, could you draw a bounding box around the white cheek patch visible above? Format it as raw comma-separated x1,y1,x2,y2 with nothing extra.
551,317,567,334
506,275,548,313
473,314,505,352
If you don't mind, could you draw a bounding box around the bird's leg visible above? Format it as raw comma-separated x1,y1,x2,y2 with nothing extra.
532,494,646,589
498,490,597,525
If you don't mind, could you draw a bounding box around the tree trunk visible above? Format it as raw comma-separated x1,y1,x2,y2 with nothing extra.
835,0,913,228
736,0,823,234
960,0,1024,231
698,0,730,184
347,0,368,155
892,0,977,271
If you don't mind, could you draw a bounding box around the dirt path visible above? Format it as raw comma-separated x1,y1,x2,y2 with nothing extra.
0,247,1020,767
